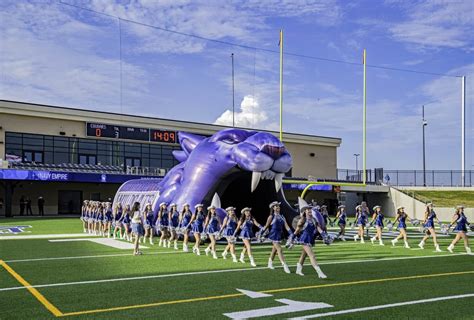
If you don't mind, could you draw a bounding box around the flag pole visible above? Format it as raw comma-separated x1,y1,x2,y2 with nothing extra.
279,29,283,142
362,49,367,185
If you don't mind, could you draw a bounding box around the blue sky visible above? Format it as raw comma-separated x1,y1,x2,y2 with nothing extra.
0,0,472,171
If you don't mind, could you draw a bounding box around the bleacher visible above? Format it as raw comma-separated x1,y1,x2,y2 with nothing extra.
8,162,167,176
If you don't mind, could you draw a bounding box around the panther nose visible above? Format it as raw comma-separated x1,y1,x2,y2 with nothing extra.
261,145,286,159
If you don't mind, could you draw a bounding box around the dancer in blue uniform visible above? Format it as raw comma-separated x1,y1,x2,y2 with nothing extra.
88,202,97,234
143,203,155,245
157,202,170,247
391,206,411,248
418,203,442,252
168,203,180,250
95,203,104,236
353,205,366,243
370,205,385,246
179,203,193,252
335,205,347,241
121,204,132,242
204,205,221,259
103,202,113,238
130,202,144,255
80,200,89,233
234,208,263,267
447,205,471,254
262,201,292,273
112,202,123,240
219,206,238,262
294,204,327,278
190,204,206,255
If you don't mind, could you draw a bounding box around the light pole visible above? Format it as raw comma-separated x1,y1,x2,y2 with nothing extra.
354,153,360,180
231,53,235,127
422,105,427,186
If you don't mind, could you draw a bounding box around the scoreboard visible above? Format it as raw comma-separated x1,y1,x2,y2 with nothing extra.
86,123,177,144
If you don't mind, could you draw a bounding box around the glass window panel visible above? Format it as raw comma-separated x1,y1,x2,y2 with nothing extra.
5,136,22,145
23,137,43,147
23,151,33,162
162,159,174,168
44,152,53,164
54,152,69,164
5,132,21,137
150,159,161,168
78,140,97,150
44,137,53,146
54,137,68,147
34,152,43,163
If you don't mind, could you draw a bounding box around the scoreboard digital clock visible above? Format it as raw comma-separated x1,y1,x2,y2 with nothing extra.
86,123,177,144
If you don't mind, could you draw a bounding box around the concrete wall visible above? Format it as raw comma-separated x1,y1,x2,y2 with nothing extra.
389,187,474,222
285,144,337,178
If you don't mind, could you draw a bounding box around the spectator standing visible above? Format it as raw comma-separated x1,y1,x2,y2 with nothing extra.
26,198,33,215
38,196,45,216
19,196,25,216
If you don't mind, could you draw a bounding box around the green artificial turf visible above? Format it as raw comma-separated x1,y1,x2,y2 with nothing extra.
0,218,82,235
0,218,473,319
404,190,474,207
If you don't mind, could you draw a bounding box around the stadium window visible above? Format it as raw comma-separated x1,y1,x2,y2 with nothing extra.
79,154,96,165
149,158,161,168
98,154,112,165
44,151,53,164
54,152,69,164
150,145,162,156
54,137,68,148
162,159,174,169
23,150,43,163
5,133,22,145
125,157,141,167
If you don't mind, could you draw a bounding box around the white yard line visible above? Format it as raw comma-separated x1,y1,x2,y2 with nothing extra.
290,293,474,319
3,245,275,263
0,234,100,240
0,253,468,292
3,250,183,263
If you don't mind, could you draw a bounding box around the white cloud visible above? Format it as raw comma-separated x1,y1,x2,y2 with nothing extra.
214,95,269,128
388,1,473,49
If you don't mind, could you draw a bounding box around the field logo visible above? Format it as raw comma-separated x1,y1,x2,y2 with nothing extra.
0,225,33,234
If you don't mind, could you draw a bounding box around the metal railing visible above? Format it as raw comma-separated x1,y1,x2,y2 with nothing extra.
337,169,473,187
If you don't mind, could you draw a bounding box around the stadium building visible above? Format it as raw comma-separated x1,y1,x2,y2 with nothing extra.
0,100,342,217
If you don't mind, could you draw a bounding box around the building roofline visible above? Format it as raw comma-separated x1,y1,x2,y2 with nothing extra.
0,99,342,147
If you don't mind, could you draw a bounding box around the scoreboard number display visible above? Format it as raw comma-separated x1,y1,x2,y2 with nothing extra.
86,123,177,144
150,129,177,143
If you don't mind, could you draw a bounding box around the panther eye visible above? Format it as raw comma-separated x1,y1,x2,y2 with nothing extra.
222,138,236,144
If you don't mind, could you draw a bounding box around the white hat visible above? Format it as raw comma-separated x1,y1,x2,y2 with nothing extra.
456,205,464,209
183,203,190,207
241,207,252,214
269,201,281,209
207,205,216,210
426,202,434,207
338,205,345,209
355,205,362,209
159,202,168,207
314,205,321,210
321,205,327,208
169,203,177,207
145,202,152,207
373,205,381,210
396,206,404,210
300,204,312,212
194,204,204,209
225,206,236,212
